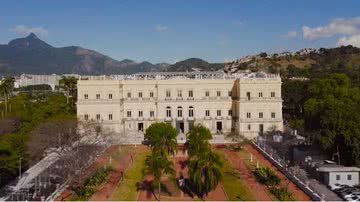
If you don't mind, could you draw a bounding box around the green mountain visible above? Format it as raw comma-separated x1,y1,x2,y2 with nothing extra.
0,33,162,75
165,58,223,72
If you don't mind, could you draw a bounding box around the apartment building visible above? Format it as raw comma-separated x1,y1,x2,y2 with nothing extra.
77,72,283,143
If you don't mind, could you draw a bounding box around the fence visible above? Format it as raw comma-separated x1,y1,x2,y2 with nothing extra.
253,141,322,201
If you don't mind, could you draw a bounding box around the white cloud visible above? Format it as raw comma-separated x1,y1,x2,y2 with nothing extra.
12,25,48,36
302,16,360,40
155,24,168,32
337,34,360,47
283,31,298,38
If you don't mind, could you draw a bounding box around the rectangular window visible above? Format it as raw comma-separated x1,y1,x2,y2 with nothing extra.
178,109,182,117
246,92,251,100
217,110,221,116
108,114,113,120
96,114,100,120
217,91,221,97
138,111,143,117
271,92,275,97
84,94,88,99
127,92,131,98
248,124,251,130
271,112,276,119
348,174,352,180
259,92,263,97
127,111,131,118
178,90,182,97
166,90,171,97
84,114,89,120
205,110,210,117
259,112,263,118
96,94,100,99
228,110,232,116
189,108,194,117
189,90,193,97
228,91,232,97
205,91,209,97
246,112,251,118
166,109,171,118
336,175,341,181
150,111,154,117
138,92,143,98
150,91,154,98
109,94,113,99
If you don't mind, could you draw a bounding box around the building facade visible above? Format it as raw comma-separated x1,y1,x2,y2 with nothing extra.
76,72,283,144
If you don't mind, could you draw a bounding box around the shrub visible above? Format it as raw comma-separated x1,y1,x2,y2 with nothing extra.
84,167,113,186
269,187,294,201
73,167,113,200
253,167,280,186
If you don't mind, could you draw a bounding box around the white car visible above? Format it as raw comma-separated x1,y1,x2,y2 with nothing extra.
345,195,360,201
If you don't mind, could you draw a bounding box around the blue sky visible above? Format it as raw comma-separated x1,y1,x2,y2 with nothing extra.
0,0,360,63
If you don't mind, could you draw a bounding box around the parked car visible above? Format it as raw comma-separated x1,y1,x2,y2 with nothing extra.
345,195,360,201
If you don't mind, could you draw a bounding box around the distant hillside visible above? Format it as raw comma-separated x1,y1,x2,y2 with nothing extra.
225,46,360,82
0,33,162,75
165,58,223,72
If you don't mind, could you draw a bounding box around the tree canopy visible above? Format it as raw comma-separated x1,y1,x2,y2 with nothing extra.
304,73,360,165
144,122,177,156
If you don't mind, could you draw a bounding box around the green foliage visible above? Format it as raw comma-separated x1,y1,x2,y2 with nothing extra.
269,187,294,201
188,150,223,197
304,73,360,165
0,92,75,188
253,167,281,186
73,186,95,201
185,124,223,197
144,122,177,156
186,124,212,158
143,151,175,184
72,167,112,200
59,76,78,105
84,167,113,187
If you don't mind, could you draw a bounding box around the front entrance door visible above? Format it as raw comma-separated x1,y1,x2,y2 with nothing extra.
259,124,264,135
138,122,144,132
176,121,184,133
216,121,222,132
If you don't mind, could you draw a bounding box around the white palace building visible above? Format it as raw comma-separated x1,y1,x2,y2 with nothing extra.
76,71,283,144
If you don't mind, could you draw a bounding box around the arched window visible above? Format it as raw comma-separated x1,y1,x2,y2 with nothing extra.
177,106,183,117
166,106,171,118
189,106,194,117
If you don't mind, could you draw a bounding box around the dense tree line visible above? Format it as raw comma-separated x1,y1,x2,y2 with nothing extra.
283,73,360,166
0,76,77,188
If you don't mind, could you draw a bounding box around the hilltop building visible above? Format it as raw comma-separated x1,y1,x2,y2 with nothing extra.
76,72,283,144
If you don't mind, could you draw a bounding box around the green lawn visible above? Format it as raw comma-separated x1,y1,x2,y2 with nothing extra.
109,149,149,200
218,151,256,201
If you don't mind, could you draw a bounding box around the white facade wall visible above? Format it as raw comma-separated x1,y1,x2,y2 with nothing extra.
326,172,359,187
77,73,283,143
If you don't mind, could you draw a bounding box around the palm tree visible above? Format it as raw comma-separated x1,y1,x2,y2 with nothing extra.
59,76,77,105
143,151,176,200
144,122,177,156
0,76,15,115
188,150,223,197
185,124,212,159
